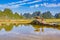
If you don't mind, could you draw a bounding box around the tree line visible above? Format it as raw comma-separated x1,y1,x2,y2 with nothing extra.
0,8,60,19
0,8,23,19
23,11,60,19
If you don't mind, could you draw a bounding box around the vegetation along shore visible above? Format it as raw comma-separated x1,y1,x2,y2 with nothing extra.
0,8,60,25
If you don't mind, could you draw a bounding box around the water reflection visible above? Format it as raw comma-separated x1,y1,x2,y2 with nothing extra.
0,24,13,31
32,25,60,32
0,24,60,32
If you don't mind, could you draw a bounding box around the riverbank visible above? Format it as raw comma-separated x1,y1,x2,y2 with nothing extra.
0,19,33,24
0,19,60,24
45,19,60,23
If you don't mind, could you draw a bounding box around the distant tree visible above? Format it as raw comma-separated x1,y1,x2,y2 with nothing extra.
3,8,13,19
0,10,2,13
4,8,13,15
14,12,23,19
55,13,60,18
0,8,24,19
23,13,32,19
32,11,42,17
0,10,3,16
42,11,53,19
0,10,3,19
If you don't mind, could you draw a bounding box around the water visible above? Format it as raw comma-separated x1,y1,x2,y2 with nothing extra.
0,24,60,40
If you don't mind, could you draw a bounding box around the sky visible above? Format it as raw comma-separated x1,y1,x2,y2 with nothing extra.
0,0,60,15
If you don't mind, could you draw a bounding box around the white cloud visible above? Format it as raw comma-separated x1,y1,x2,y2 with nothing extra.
35,4,39,7
42,3,60,7
30,3,60,8
27,0,42,4
0,0,28,8
30,5,34,8
40,3,48,6
0,0,42,8
0,0,60,9
0,4,19,8
47,3,60,7
7,0,29,5
30,4,40,8
27,1,39,4
0,2,27,9
17,3,26,5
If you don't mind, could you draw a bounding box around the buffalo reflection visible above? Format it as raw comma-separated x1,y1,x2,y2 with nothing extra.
32,25,44,32
32,24,60,32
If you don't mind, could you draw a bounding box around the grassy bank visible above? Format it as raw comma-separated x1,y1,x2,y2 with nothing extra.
44,19,60,25
0,19,33,24
0,19,60,24
45,19,60,23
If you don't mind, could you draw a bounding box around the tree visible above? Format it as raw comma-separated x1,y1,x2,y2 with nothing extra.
32,11,42,17
23,13,32,19
14,12,23,19
0,10,3,16
55,13,60,18
42,11,53,19
3,8,13,19
0,10,3,19
0,8,24,19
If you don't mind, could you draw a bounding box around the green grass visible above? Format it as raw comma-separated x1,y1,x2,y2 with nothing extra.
45,19,60,23
0,19,60,24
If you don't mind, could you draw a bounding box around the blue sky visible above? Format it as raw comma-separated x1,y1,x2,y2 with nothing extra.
0,0,60,15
